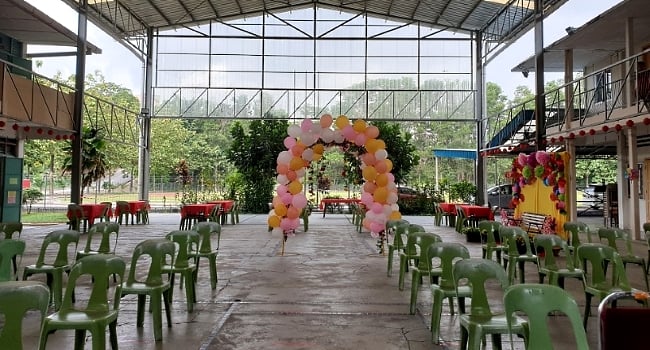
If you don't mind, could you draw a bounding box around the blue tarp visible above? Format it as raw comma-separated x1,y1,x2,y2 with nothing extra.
432,149,476,160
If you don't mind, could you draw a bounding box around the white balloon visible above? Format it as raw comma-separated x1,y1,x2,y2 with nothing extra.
390,203,399,211
334,132,345,144
387,182,397,191
295,168,306,178
288,125,301,138
387,192,398,204
278,151,292,164
310,122,322,135
383,204,392,217
301,133,316,146
277,174,289,185
321,129,334,143
301,148,314,161
375,149,388,160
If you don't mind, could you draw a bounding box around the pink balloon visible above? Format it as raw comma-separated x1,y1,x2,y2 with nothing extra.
277,184,288,195
281,193,293,205
361,192,374,206
320,114,333,128
301,118,313,132
386,173,395,182
371,202,383,214
370,222,384,233
289,218,300,229
283,137,296,149
355,133,367,146
342,125,356,140
291,193,308,209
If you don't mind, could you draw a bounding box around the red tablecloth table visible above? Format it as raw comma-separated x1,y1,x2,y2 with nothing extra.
438,203,457,215
459,205,494,221
180,203,218,218
319,198,361,218
207,200,234,213
67,204,107,232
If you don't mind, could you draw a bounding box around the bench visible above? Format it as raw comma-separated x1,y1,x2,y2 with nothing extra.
521,212,553,234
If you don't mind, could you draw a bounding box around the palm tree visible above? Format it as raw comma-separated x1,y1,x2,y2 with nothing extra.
62,127,108,197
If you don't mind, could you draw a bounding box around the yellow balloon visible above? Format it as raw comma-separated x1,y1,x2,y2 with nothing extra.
373,186,388,204
313,153,322,161
376,140,386,150
288,181,303,195
362,166,378,181
389,211,402,220
335,115,350,129
375,173,388,187
385,159,393,172
275,203,287,216
365,139,379,154
312,144,325,154
353,119,367,133
289,157,304,171
268,215,281,227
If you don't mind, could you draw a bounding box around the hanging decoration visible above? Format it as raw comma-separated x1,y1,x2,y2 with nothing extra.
506,151,568,214
268,114,401,243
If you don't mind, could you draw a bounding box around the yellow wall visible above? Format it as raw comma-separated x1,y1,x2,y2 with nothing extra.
514,152,569,239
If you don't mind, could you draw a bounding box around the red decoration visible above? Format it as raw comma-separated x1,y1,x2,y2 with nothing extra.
558,136,564,142
70,134,75,140
550,137,556,143
626,120,635,127
644,118,650,125
568,133,575,139
542,139,548,145
47,130,53,135
12,124,18,130
37,128,43,134
579,130,586,136
602,125,609,132
589,129,596,135
63,135,68,140
55,135,61,140
23,126,30,132
615,124,622,131
0,121,5,127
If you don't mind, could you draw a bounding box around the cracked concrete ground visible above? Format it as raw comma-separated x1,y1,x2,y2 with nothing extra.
14,212,629,349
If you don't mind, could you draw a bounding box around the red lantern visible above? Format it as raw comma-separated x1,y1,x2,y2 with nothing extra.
626,120,635,127
558,136,564,142
37,128,43,134
47,130,53,135
644,118,650,125
63,135,68,140
602,125,609,132
568,133,575,139
0,121,5,127
12,124,18,130
23,126,30,132
579,130,586,136
615,124,622,131
589,129,596,135
550,137,556,143
55,135,61,140
70,134,75,140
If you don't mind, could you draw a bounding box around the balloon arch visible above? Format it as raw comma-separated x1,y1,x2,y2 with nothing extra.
268,114,402,239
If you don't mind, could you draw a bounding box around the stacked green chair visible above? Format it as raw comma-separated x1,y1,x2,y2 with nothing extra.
0,239,25,281
121,239,175,342
433,203,443,226
208,204,223,223
578,243,639,328
407,232,445,314
99,202,113,222
502,226,538,284
67,203,88,233
504,284,589,350
137,200,150,224
386,219,410,277
229,200,240,224
453,258,528,350
428,242,471,343
115,201,132,225
534,234,584,289
479,220,504,264
597,227,649,291
163,230,200,312
398,229,439,291
0,281,50,350
39,254,126,350
563,221,590,265
76,222,120,261
23,229,80,310
190,221,221,290
0,222,23,239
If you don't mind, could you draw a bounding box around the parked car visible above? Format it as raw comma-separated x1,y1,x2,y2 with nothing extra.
397,186,425,199
487,184,513,209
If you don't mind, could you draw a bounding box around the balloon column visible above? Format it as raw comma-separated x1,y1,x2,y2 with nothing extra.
268,114,402,238
506,151,567,214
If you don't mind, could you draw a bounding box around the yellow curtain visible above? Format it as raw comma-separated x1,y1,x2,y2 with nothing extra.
514,152,569,240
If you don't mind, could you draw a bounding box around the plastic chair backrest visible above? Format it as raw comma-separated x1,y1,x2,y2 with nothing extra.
165,230,200,268
0,281,50,349
426,242,470,288
507,226,534,256
100,202,112,219
0,239,25,281
578,243,631,290
35,230,81,268
0,222,23,239
83,221,120,254
644,222,650,246
116,201,130,214
534,234,575,271
127,239,175,285
60,254,126,312
193,221,221,253
564,221,588,246
504,284,589,350
387,219,409,249
599,228,635,256
478,220,501,245
407,224,425,234
410,232,442,267
453,258,510,318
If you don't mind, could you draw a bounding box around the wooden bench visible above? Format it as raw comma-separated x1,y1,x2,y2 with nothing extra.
520,212,551,234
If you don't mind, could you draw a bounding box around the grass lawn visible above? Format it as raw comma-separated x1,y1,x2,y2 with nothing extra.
21,211,68,224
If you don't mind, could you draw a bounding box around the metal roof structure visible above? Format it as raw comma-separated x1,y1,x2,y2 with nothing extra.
58,0,569,59
0,0,101,55
512,0,650,73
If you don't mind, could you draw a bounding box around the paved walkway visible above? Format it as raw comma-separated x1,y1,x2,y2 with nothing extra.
15,213,643,349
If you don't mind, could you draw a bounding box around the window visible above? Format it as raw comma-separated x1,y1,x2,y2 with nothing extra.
595,70,612,103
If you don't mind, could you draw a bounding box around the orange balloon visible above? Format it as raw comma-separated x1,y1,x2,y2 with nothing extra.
361,152,376,166
365,139,379,154
268,215,281,227
384,159,393,172
364,125,379,139
291,144,305,157
287,206,300,219
312,144,325,154
275,203,287,216
373,186,388,204
375,173,388,187
353,119,367,132
335,115,349,129
363,181,377,194
375,160,387,174
389,211,402,220
376,140,386,150
286,170,297,181
288,181,302,195
289,157,304,171
276,163,289,174
362,166,378,181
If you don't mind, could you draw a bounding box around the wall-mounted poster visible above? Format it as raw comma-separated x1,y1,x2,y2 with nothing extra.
7,191,16,204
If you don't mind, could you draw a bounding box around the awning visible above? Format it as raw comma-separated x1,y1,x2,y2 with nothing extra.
432,149,477,160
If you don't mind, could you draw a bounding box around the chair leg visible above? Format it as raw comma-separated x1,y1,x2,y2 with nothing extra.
409,270,420,314
136,294,146,327
431,288,444,344
583,293,592,329
184,271,195,312
109,320,118,350
387,246,395,277
74,329,86,350
208,255,218,289
151,292,164,341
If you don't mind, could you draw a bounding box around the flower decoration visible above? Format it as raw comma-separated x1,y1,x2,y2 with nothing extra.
506,151,567,215
625,167,639,181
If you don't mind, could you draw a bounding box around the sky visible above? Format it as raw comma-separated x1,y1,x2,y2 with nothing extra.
26,0,621,100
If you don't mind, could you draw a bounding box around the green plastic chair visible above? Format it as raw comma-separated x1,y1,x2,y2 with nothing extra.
408,232,445,314
563,221,590,264
189,221,221,289
22,229,81,310
0,239,25,281
398,231,441,291
208,204,222,223
0,280,50,350
121,238,175,342
428,242,471,344
479,220,504,264
115,201,132,225
99,202,113,222
453,258,528,350
386,219,410,277
502,226,538,284
67,203,88,233
163,230,200,312
504,284,589,350
229,200,240,224
534,234,584,289
577,243,638,329
597,227,649,291
39,254,126,350
76,222,120,260
0,222,23,239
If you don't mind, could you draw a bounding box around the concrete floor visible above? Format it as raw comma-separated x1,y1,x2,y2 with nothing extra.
13,212,645,349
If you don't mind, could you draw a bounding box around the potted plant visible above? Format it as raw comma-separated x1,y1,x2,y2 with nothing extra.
462,226,482,243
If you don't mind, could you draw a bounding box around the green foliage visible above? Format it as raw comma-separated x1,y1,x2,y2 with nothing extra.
449,181,477,203
61,127,108,195
575,159,616,186
22,188,43,214
227,119,289,213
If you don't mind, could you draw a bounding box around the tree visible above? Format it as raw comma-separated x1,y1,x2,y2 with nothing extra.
61,127,109,197
22,188,43,214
